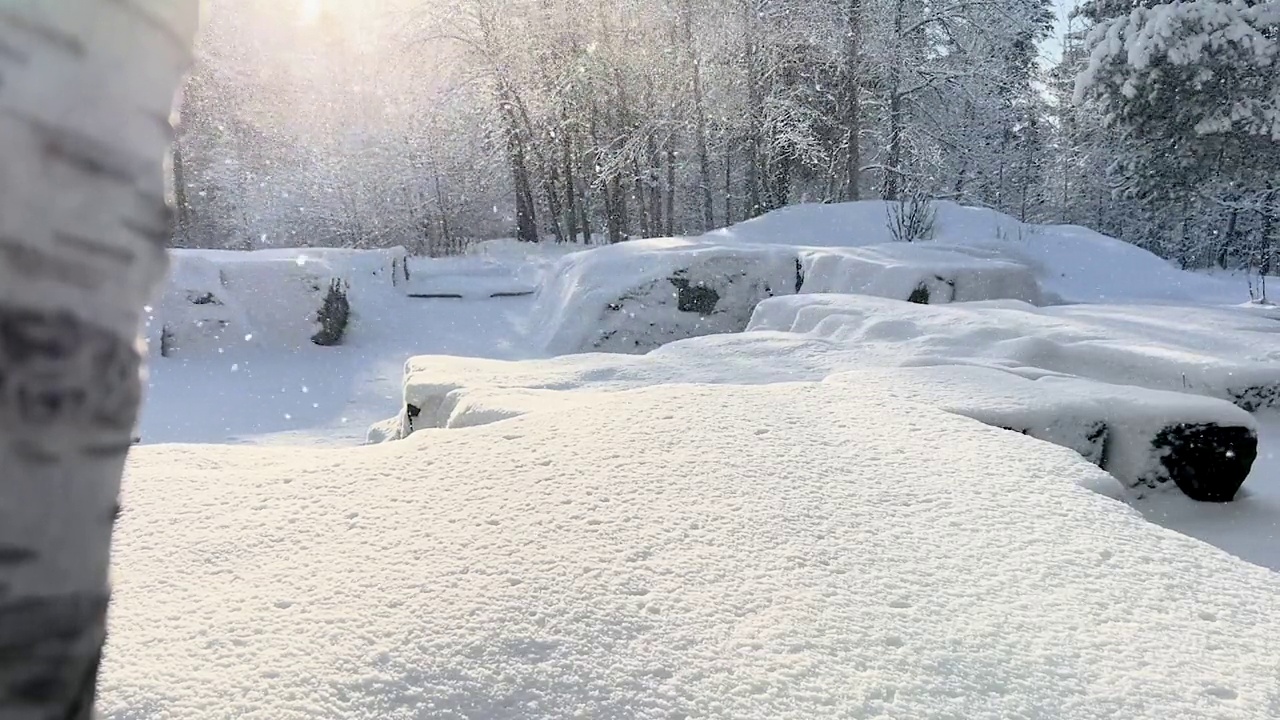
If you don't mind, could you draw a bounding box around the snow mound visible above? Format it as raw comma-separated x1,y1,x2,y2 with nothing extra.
382,350,1256,500
107,383,1280,719
749,294,1280,410
706,200,1252,304
531,238,797,354
532,237,1040,355
797,243,1041,303
147,247,405,355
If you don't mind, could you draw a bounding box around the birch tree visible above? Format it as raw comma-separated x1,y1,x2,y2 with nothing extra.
0,1,196,716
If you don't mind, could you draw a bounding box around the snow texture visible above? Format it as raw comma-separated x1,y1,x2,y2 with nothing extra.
749,294,1280,410
106,383,1280,720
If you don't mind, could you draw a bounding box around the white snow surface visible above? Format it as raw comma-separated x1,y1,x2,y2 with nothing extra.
748,294,1280,409
395,296,1280,432
108,382,1280,720
401,361,1252,494
705,201,1255,304
120,216,1280,718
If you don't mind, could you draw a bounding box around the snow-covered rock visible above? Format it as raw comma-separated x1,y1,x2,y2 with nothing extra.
148,247,405,355
109,382,1280,719
796,243,1041,304
531,239,797,355
749,294,1280,411
532,237,1041,355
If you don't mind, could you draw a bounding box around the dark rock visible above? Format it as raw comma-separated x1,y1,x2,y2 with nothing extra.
907,284,931,304
1152,423,1257,502
187,291,220,306
669,276,719,315
405,404,421,434
794,257,805,293
1228,384,1280,412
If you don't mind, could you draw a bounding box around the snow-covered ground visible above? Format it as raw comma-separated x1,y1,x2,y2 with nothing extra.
114,202,1280,718
112,384,1280,720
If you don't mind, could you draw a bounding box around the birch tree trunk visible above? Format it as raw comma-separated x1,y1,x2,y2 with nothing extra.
0,1,195,717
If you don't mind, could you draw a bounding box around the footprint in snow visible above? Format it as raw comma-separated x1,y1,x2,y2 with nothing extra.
1205,685,1238,700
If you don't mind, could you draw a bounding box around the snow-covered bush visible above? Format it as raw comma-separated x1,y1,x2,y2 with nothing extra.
311,279,350,346
886,193,936,243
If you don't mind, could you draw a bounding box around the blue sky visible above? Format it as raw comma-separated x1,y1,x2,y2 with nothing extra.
1042,0,1080,64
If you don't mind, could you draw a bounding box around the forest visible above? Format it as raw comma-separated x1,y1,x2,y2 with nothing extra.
175,0,1280,272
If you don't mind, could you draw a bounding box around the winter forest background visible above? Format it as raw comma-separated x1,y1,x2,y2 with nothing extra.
174,0,1279,273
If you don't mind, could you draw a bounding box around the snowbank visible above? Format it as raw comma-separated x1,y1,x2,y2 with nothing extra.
147,247,405,355
706,200,1252,304
108,383,1280,719
531,237,1041,355
749,294,1280,411
796,243,1041,303
382,349,1257,500
405,252,545,299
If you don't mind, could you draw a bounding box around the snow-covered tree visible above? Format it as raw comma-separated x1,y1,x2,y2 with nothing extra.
1075,0,1280,268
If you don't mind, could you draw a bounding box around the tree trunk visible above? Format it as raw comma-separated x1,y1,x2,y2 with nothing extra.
743,3,765,218
842,0,863,202
543,150,566,244
433,170,452,253
883,0,906,201
633,158,651,238
498,81,538,243
665,142,676,236
607,173,627,243
724,148,734,225
646,130,662,236
171,137,190,246
0,2,196,717
684,0,715,230
562,130,578,243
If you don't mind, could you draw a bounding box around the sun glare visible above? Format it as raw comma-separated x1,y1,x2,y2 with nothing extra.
299,0,323,25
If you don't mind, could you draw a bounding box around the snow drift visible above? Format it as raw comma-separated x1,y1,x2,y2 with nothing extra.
706,200,1255,305
378,295,1280,501
749,294,1280,411
108,383,1280,719
379,350,1257,501
147,247,405,356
